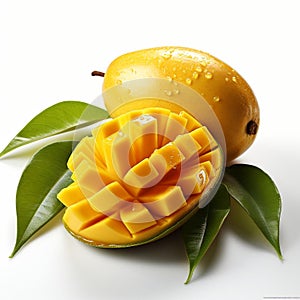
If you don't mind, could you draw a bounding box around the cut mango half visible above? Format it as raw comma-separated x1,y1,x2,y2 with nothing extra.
57,107,224,247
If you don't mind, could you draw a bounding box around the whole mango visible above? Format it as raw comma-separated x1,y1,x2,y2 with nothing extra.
99,46,260,163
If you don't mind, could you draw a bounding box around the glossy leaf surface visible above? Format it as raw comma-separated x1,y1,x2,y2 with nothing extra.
183,185,230,283
10,141,74,257
222,164,282,259
0,101,108,157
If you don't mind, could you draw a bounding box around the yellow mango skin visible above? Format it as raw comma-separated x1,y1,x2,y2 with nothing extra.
102,46,260,163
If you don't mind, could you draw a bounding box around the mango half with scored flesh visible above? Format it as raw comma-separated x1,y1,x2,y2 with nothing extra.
57,107,224,247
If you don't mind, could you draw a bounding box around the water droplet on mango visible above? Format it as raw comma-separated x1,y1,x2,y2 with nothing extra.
162,51,172,59
192,72,199,79
195,66,203,73
164,90,173,96
166,76,173,82
200,61,207,67
205,72,213,79
185,78,192,85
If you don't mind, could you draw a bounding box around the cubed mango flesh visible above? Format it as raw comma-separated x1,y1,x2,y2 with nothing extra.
58,107,223,247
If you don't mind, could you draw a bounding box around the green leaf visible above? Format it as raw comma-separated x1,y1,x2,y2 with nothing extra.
10,141,75,257
182,184,231,283
0,101,109,157
222,164,282,259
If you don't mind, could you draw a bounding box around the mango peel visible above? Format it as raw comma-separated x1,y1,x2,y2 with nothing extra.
58,107,224,247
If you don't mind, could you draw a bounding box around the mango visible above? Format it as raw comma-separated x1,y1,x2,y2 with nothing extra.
100,46,260,163
58,107,224,247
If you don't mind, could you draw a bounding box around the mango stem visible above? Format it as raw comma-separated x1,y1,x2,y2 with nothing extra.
91,71,105,77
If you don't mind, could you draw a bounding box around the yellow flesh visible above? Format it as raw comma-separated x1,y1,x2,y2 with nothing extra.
58,107,222,246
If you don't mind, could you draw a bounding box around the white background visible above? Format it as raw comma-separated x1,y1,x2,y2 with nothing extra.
1,1,300,299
